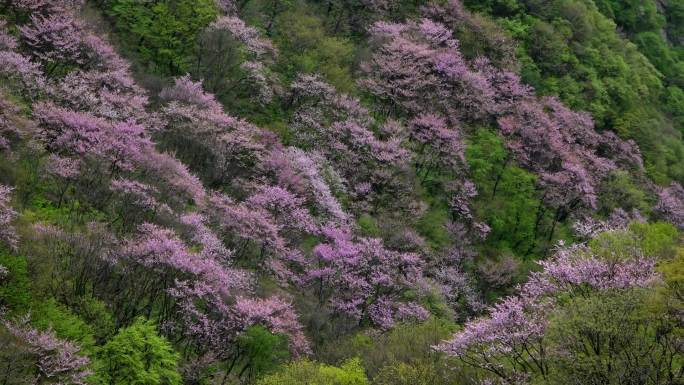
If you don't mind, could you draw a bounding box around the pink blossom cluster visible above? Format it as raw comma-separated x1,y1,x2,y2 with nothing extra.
0,185,18,250
34,102,153,173
122,223,248,297
110,178,172,214
264,148,349,226
207,16,276,58
361,15,643,216
308,225,428,328
19,12,86,65
120,221,310,358
572,208,645,238
45,154,81,179
289,74,412,210
3,317,91,385
0,96,25,152
655,182,684,229
235,296,311,356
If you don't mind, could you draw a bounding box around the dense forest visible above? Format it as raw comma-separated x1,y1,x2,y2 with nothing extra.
0,0,683,384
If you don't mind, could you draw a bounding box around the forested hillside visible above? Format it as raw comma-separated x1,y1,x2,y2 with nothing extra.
0,0,683,384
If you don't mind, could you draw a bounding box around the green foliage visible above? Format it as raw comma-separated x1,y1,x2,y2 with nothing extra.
667,0,684,43
658,246,684,301
546,289,682,385
665,86,684,132
30,299,97,352
98,317,181,385
589,221,680,261
466,129,541,256
67,296,117,344
373,362,451,385
595,0,664,33
597,170,651,215
357,214,380,237
318,318,457,378
105,0,218,75
234,325,291,380
257,358,369,385
633,32,679,81
415,200,450,250
270,4,356,92
0,252,31,313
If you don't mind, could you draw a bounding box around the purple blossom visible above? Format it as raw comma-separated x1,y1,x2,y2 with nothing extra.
110,178,170,214
0,51,46,94
235,296,311,357
207,16,276,58
308,225,426,328
19,12,86,64
3,317,91,385
437,237,659,382
655,182,684,229
0,185,18,250
45,154,80,179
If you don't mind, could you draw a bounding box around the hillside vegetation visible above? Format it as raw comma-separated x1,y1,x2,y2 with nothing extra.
0,0,683,384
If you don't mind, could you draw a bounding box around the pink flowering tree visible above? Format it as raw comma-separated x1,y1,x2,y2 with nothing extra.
12,0,84,14
0,96,26,153
109,178,173,229
436,236,659,384
408,113,466,181
0,50,46,98
159,75,272,188
263,147,349,226
360,14,644,241
34,102,152,174
204,192,308,284
497,97,643,239
0,20,18,51
18,11,87,77
2,317,92,385
307,225,428,329
655,182,684,229
137,151,207,209
246,185,319,237
234,296,310,356
289,74,413,211
108,220,311,370
43,154,80,207
360,18,496,123
48,68,151,125
0,185,18,251
195,15,278,107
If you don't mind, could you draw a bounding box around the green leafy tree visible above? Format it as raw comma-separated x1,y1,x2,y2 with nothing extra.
466,130,542,256
546,289,683,385
106,0,218,75
374,362,448,385
588,221,680,261
271,6,355,92
318,318,457,379
226,325,290,382
256,358,369,385
97,317,181,385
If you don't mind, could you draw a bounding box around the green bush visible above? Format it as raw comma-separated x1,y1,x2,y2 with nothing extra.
0,252,31,313
97,317,181,385
257,358,369,385
106,0,218,75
